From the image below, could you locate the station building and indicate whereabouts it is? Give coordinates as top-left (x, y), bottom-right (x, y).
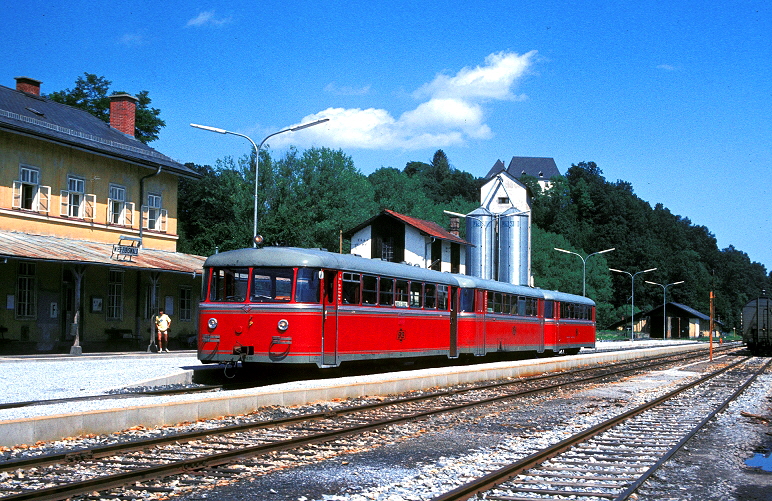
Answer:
top-left (0, 77), bottom-right (205, 354)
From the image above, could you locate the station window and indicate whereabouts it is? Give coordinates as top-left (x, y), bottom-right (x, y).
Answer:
top-left (66, 176), bottom-right (86, 218)
top-left (179, 286), bottom-right (192, 321)
top-left (107, 269), bottom-right (124, 321)
top-left (16, 262), bottom-right (36, 319)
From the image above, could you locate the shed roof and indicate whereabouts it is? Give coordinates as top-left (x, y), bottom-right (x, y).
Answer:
top-left (0, 230), bottom-right (206, 274)
top-left (608, 301), bottom-right (724, 329)
top-left (0, 83), bottom-right (198, 179)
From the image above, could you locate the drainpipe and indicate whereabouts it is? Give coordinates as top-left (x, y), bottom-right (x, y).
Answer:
top-left (136, 165), bottom-right (162, 349)
top-left (138, 165), bottom-right (162, 249)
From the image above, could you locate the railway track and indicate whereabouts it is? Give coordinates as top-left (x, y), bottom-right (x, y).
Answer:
top-left (433, 355), bottom-right (771, 501)
top-left (0, 346), bottom-right (743, 500)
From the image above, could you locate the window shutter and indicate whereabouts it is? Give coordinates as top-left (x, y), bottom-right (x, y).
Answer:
top-left (84, 194), bottom-right (96, 221)
top-left (38, 186), bottom-right (50, 214)
top-left (159, 209), bottom-right (168, 232)
top-left (125, 202), bottom-right (135, 227)
top-left (60, 190), bottom-right (70, 217)
top-left (12, 181), bottom-right (21, 209)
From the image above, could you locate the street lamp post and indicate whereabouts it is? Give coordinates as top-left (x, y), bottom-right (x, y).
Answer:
top-left (191, 118), bottom-right (329, 247)
top-left (645, 280), bottom-right (684, 339)
top-left (610, 267), bottom-right (657, 341)
top-left (554, 247), bottom-right (615, 296)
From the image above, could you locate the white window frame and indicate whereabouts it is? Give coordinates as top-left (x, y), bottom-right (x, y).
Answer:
top-left (142, 193), bottom-right (167, 232)
top-left (16, 262), bottom-right (37, 319)
top-left (107, 269), bottom-right (124, 321)
top-left (12, 165), bottom-right (50, 214)
top-left (107, 184), bottom-right (134, 227)
top-left (60, 176), bottom-right (95, 220)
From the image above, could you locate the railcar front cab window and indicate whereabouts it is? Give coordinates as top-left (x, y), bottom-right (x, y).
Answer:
top-left (207, 267), bottom-right (320, 304)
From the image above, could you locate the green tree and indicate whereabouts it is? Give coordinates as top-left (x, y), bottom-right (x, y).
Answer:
top-left (47, 73), bottom-right (165, 143)
top-left (177, 158), bottom-right (253, 255)
top-left (260, 147), bottom-right (378, 251)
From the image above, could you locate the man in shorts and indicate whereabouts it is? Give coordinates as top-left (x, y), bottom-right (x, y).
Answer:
top-left (155, 309), bottom-right (172, 352)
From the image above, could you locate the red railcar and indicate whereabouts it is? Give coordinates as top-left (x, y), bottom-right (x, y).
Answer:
top-left (198, 247), bottom-right (595, 367)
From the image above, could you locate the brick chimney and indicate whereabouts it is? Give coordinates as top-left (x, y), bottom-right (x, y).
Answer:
top-left (109, 93), bottom-right (138, 137)
top-left (15, 77), bottom-right (42, 96)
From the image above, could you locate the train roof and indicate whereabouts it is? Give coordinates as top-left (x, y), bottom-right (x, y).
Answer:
top-left (205, 247), bottom-right (457, 284)
top-left (204, 247), bottom-right (594, 306)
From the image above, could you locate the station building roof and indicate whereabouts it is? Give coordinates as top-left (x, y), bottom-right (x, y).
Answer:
top-left (0, 80), bottom-right (198, 179)
top-left (0, 230), bottom-right (206, 275)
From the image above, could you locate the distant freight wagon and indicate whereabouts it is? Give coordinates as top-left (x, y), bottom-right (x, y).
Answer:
top-left (743, 293), bottom-right (772, 355)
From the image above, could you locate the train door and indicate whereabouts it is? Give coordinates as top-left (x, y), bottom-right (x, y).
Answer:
top-left (449, 287), bottom-right (458, 358)
top-left (543, 300), bottom-right (557, 351)
top-left (321, 270), bottom-right (339, 366)
top-left (475, 289), bottom-right (486, 356)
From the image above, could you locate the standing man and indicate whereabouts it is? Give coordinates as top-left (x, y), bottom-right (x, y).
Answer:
top-left (155, 309), bottom-right (172, 352)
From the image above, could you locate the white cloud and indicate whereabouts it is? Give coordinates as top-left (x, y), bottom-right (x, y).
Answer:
top-left (118, 33), bottom-right (145, 47)
top-left (186, 10), bottom-right (232, 27)
top-left (414, 50), bottom-right (536, 101)
top-left (657, 64), bottom-right (677, 71)
top-left (273, 50), bottom-right (536, 151)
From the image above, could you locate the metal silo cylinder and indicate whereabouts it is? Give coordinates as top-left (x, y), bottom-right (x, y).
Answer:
top-left (496, 208), bottom-right (530, 285)
top-left (465, 207), bottom-right (494, 279)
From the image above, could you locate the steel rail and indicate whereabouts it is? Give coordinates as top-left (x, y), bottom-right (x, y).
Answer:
top-left (430, 356), bottom-right (761, 501)
top-left (613, 356), bottom-right (772, 500)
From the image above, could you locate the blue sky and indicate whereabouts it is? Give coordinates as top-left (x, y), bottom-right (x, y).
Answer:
top-left (5, 1), bottom-right (771, 271)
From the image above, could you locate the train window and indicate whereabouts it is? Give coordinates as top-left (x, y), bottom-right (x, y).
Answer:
top-left (342, 273), bottom-right (361, 304)
top-left (296, 268), bottom-right (321, 303)
top-left (395, 280), bottom-right (409, 307)
top-left (527, 297), bottom-right (538, 316)
top-left (459, 288), bottom-right (474, 312)
top-left (502, 294), bottom-right (511, 315)
top-left (517, 296), bottom-right (527, 316)
top-left (380, 278), bottom-right (394, 306)
top-left (544, 300), bottom-right (554, 319)
top-left (410, 282), bottom-right (423, 308)
top-left (362, 275), bottom-right (378, 305)
top-left (425, 284), bottom-right (437, 309)
top-left (437, 285), bottom-right (449, 310)
top-left (251, 267), bottom-right (293, 303)
top-left (210, 267), bottom-right (249, 302)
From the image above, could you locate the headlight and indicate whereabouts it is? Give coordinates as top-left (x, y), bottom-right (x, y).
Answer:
top-left (277, 319), bottom-right (289, 331)
top-left (207, 317), bottom-right (218, 329)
